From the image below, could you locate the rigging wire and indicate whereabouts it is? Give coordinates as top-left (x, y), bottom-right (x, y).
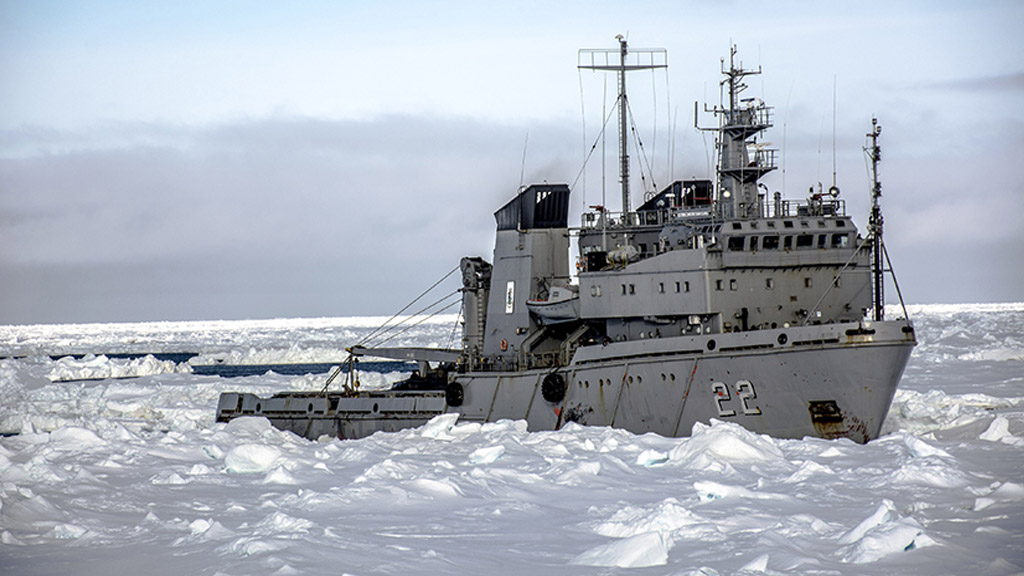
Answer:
top-left (321, 267), bottom-right (461, 395)
top-left (801, 234), bottom-right (871, 325)
top-left (602, 74), bottom-right (607, 210)
top-left (665, 66), bottom-right (673, 181)
top-left (578, 66), bottom-right (587, 212)
top-left (355, 265), bottom-right (459, 348)
top-left (650, 65), bottom-right (658, 177)
top-left (883, 243), bottom-right (912, 322)
top-left (368, 293), bottom-right (463, 349)
top-left (445, 301), bottom-right (463, 351)
top-left (832, 74), bottom-right (838, 189)
top-left (782, 79), bottom-right (795, 195)
top-left (362, 289), bottom-right (462, 349)
top-left (570, 95), bottom-right (620, 192)
top-left (702, 82), bottom-right (712, 179)
top-left (627, 101), bottom-right (658, 195)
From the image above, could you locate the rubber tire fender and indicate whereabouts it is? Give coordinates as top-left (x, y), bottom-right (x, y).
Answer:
top-left (541, 372), bottom-right (566, 404)
top-left (445, 381), bottom-right (464, 407)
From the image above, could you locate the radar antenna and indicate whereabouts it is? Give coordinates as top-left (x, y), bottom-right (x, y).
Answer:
top-left (696, 45), bottom-right (777, 219)
top-left (579, 36), bottom-right (667, 216)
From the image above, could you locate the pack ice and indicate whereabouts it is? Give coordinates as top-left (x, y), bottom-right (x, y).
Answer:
top-left (1, 303), bottom-right (1022, 575)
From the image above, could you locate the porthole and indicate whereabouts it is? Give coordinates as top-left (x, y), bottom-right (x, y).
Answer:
top-left (707, 339), bottom-right (717, 351)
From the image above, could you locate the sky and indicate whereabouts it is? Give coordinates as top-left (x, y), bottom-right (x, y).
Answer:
top-left (1, 0), bottom-right (1022, 325)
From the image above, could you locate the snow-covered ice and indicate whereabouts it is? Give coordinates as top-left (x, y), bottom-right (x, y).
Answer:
top-left (1, 303), bottom-right (1022, 575)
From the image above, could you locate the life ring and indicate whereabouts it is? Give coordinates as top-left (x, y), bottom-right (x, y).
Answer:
top-left (500, 338), bottom-right (508, 352)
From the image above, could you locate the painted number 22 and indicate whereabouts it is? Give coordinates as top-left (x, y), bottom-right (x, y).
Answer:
top-left (712, 380), bottom-right (762, 417)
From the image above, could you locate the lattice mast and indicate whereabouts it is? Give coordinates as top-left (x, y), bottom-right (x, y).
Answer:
top-left (866, 118), bottom-right (884, 321)
top-left (579, 36), bottom-right (667, 216)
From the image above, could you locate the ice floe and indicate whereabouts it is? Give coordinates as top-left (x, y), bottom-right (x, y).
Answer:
top-left (0, 304), bottom-right (1021, 575)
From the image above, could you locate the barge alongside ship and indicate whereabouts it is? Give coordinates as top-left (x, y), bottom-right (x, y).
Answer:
top-left (216, 39), bottom-right (915, 443)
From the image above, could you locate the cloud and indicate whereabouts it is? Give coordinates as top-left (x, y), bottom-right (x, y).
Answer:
top-left (0, 115), bottom-right (582, 323)
top-left (920, 72), bottom-right (1024, 94)
top-left (3, 105), bottom-right (1023, 325)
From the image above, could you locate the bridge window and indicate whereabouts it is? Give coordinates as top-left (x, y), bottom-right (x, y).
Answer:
top-left (832, 233), bottom-right (849, 248)
top-left (750, 236), bottom-right (759, 251)
top-left (784, 220), bottom-right (795, 228)
top-left (784, 236), bottom-right (793, 250)
top-left (818, 234), bottom-right (827, 249)
top-left (763, 235), bottom-right (779, 250)
top-left (728, 236), bottom-right (745, 251)
top-left (796, 234), bottom-right (814, 248)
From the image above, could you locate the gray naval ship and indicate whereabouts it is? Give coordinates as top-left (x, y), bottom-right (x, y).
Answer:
top-left (217, 39), bottom-right (916, 444)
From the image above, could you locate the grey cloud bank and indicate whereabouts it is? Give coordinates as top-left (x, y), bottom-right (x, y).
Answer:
top-left (2, 1), bottom-right (1023, 324)
top-left (1, 116), bottom-right (579, 323)
top-left (2, 108), bottom-right (1021, 325)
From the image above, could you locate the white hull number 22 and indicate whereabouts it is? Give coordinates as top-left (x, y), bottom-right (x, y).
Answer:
top-left (711, 380), bottom-right (762, 417)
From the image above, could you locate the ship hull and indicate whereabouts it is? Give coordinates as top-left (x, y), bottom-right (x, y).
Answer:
top-left (217, 319), bottom-right (914, 443)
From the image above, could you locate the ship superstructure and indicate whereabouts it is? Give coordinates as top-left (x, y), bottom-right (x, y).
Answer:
top-left (217, 39), bottom-right (915, 443)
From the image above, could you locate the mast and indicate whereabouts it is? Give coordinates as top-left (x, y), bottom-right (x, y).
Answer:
top-left (617, 38), bottom-right (629, 215)
top-left (866, 117), bottom-right (884, 321)
top-left (699, 45), bottom-right (777, 219)
top-left (579, 36), bottom-right (667, 217)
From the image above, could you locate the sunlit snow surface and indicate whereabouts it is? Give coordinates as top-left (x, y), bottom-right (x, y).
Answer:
top-left (1, 304), bottom-right (1022, 575)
